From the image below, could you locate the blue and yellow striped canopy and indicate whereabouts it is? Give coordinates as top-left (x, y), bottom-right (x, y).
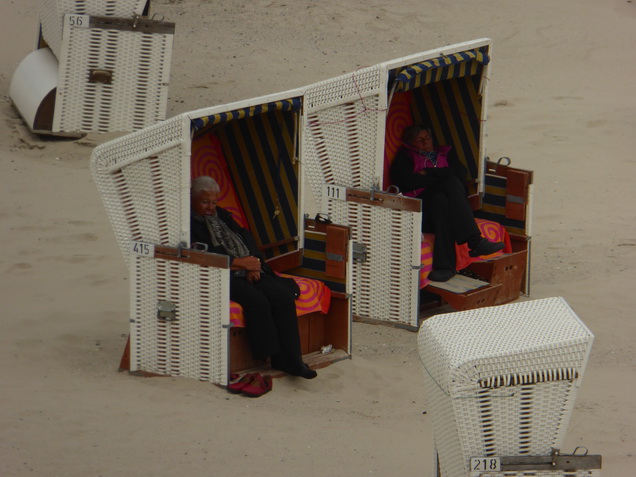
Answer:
top-left (393, 48), bottom-right (490, 92)
top-left (192, 98), bottom-right (302, 134)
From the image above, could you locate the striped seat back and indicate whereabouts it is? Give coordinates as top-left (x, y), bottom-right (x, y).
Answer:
top-left (191, 105), bottom-right (301, 259)
top-left (388, 46), bottom-right (490, 194)
top-left (476, 161), bottom-right (533, 239)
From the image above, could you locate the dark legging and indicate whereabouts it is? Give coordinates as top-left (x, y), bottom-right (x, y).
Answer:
top-left (230, 272), bottom-right (301, 360)
top-left (420, 174), bottom-right (480, 270)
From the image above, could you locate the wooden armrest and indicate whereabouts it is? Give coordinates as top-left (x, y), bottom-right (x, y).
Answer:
top-left (265, 249), bottom-right (303, 272)
top-left (154, 244), bottom-right (230, 268)
top-left (259, 236), bottom-right (299, 251)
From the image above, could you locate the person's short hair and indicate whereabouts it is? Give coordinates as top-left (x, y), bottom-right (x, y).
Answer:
top-left (401, 124), bottom-right (432, 145)
top-left (192, 176), bottom-right (220, 196)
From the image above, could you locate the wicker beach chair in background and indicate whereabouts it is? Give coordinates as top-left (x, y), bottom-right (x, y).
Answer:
top-left (10, 0), bottom-right (174, 136)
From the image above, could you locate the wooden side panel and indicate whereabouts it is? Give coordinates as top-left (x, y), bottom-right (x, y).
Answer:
top-left (468, 251), bottom-right (527, 306)
top-left (325, 225), bottom-right (348, 279)
top-left (505, 169), bottom-right (530, 221)
top-left (426, 283), bottom-right (502, 311)
top-left (229, 328), bottom-right (267, 373)
top-left (324, 293), bottom-right (351, 353)
top-left (307, 314), bottom-right (327, 353)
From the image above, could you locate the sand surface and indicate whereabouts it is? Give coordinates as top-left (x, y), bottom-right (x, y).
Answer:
top-left (1, 0), bottom-right (635, 475)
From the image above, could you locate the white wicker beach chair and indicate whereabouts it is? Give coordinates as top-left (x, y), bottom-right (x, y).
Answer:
top-left (417, 297), bottom-right (600, 477)
top-left (10, 1), bottom-right (173, 135)
top-left (91, 93), bottom-right (353, 387)
top-left (38, 0), bottom-right (150, 58)
top-left (300, 38), bottom-right (533, 328)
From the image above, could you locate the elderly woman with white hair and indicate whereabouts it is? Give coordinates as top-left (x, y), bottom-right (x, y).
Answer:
top-left (190, 176), bottom-right (317, 387)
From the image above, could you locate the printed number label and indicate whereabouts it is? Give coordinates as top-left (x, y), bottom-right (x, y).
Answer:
top-left (66, 14), bottom-right (89, 28)
top-left (470, 457), bottom-right (501, 472)
top-left (130, 241), bottom-right (155, 257)
top-left (323, 184), bottom-right (346, 201)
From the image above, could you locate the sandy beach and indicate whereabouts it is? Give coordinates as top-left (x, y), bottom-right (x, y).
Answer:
top-left (1, 0), bottom-right (635, 475)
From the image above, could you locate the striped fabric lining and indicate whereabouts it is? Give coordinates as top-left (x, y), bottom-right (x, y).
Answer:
top-left (389, 47), bottom-right (489, 184)
top-left (392, 48), bottom-right (490, 92)
top-left (215, 109), bottom-right (300, 258)
top-left (476, 175), bottom-right (528, 237)
top-left (191, 98), bottom-right (302, 134)
top-left (409, 71), bottom-right (483, 182)
top-left (191, 104), bottom-right (301, 259)
top-left (288, 230), bottom-right (347, 293)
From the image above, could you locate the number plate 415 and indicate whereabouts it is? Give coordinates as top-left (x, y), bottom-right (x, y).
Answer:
top-left (130, 241), bottom-right (155, 257)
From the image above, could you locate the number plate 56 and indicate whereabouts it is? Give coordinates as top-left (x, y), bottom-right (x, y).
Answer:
top-left (65, 14), bottom-right (90, 28)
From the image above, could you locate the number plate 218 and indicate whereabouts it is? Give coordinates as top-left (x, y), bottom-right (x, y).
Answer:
top-left (470, 457), bottom-right (501, 473)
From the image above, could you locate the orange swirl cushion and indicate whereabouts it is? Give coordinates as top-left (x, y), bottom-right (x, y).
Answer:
top-left (230, 273), bottom-right (332, 328)
top-left (420, 218), bottom-right (512, 288)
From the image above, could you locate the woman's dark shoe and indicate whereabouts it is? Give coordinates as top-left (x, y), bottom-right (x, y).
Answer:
top-left (290, 362), bottom-right (318, 380)
top-left (468, 237), bottom-right (505, 257)
top-left (272, 356), bottom-right (318, 379)
top-left (428, 269), bottom-right (456, 282)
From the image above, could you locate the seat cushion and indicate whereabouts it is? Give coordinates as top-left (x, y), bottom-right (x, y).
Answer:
top-left (230, 273), bottom-right (332, 328)
top-left (420, 218), bottom-right (512, 288)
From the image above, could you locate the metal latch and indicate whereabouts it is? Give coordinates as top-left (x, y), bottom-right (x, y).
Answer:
top-left (352, 242), bottom-right (367, 263)
top-left (326, 252), bottom-right (343, 262)
top-left (500, 447), bottom-right (601, 472)
top-left (157, 300), bottom-right (176, 322)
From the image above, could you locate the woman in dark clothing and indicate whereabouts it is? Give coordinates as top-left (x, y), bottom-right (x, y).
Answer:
top-left (390, 125), bottom-right (504, 282)
top-left (190, 175), bottom-right (316, 379)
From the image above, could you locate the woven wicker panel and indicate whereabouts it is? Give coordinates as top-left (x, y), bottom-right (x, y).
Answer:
top-left (130, 255), bottom-right (229, 386)
top-left (39, 0), bottom-right (148, 58)
top-left (53, 18), bottom-right (172, 133)
top-left (326, 196), bottom-right (421, 327)
top-left (305, 65), bottom-right (384, 112)
top-left (90, 115), bottom-right (188, 266)
top-left (418, 297), bottom-right (594, 477)
top-left (302, 65), bottom-right (386, 201)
